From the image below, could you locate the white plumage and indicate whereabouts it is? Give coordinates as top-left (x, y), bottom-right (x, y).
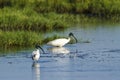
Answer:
top-left (32, 45), bottom-right (44, 62)
top-left (32, 49), bottom-right (40, 61)
top-left (47, 38), bottom-right (70, 47)
top-left (47, 33), bottom-right (77, 47)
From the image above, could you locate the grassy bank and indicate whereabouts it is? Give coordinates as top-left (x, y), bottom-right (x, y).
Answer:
top-left (1, 0), bottom-right (120, 31)
top-left (1, 0), bottom-right (120, 15)
top-left (0, 31), bottom-right (43, 47)
top-left (0, 0), bottom-right (120, 47)
top-left (1, 7), bottom-right (119, 31)
top-left (0, 8), bottom-right (71, 31)
top-left (0, 30), bottom-right (61, 48)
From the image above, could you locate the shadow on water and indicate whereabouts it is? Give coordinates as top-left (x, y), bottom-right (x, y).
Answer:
top-left (104, 49), bottom-right (120, 53)
top-left (0, 46), bottom-right (33, 56)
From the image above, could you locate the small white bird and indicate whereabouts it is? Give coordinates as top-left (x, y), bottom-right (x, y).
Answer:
top-left (47, 32), bottom-right (77, 47)
top-left (32, 45), bottom-right (44, 62)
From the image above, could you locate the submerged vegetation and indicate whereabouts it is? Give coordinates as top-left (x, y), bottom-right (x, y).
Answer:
top-left (0, 0), bottom-right (120, 47)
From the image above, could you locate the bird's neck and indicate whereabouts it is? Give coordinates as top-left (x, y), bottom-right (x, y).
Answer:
top-left (68, 37), bottom-right (71, 41)
top-left (36, 49), bottom-right (39, 54)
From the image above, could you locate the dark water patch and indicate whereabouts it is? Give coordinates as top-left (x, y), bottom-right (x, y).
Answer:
top-left (0, 54), bottom-right (6, 57)
top-left (76, 54), bottom-right (89, 59)
top-left (76, 69), bottom-right (120, 72)
top-left (39, 59), bottom-right (57, 63)
top-left (104, 49), bottom-right (120, 53)
top-left (8, 61), bottom-right (13, 64)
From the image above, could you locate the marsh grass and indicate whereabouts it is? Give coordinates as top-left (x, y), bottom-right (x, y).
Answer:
top-left (0, 30), bottom-right (63, 47)
top-left (1, 0), bottom-right (120, 31)
top-left (0, 0), bottom-right (120, 47)
top-left (0, 30), bottom-right (43, 47)
top-left (0, 8), bottom-right (70, 31)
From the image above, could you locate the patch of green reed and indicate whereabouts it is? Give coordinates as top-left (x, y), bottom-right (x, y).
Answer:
top-left (1, 0), bottom-right (120, 15)
top-left (0, 7), bottom-right (119, 32)
top-left (0, 7), bottom-right (70, 31)
top-left (1, 0), bottom-right (120, 31)
top-left (0, 30), bottom-right (43, 47)
top-left (0, 30), bottom-right (63, 47)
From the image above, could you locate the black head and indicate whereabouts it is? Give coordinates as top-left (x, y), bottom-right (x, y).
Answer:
top-left (69, 32), bottom-right (74, 36)
top-left (35, 44), bottom-right (41, 49)
top-left (35, 44), bottom-right (45, 53)
top-left (68, 32), bottom-right (78, 43)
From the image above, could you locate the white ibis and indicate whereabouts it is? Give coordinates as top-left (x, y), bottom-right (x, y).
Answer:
top-left (32, 45), bottom-right (44, 62)
top-left (47, 32), bottom-right (77, 47)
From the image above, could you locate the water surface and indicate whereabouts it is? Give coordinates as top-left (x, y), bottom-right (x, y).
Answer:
top-left (0, 23), bottom-right (120, 80)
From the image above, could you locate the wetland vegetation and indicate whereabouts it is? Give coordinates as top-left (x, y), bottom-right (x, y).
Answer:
top-left (0, 0), bottom-right (120, 47)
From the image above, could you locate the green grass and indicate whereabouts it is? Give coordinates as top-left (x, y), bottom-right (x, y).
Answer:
top-left (0, 30), bottom-right (43, 47)
top-left (0, 8), bottom-right (69, 31)
top-left (1, 0), bottom-right (120, 15)
top-left (0, 7), bottom-right (119, 32)
top-left (0, 0), bottom-right (120, 32)
top-left (0, 0), bottom-right (120, 47)
top-left (0, 30), bottom-right (62, 48)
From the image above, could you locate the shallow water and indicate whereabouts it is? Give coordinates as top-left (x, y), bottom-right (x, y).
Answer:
top-left (0, 23), bottom-right (120, 80)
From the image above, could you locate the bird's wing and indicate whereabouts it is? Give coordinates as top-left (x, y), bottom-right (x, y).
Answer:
top-left (47, 38), bottom-right (69, 46)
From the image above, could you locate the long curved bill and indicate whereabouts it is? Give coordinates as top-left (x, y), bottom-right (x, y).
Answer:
top-left (39, 46), bottom-right (45, 54)
top-left (72, 35), bottom-right (78, 43)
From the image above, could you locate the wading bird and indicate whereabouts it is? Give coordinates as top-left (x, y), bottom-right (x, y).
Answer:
top-left (47, 32), bottom-right (77, 47)
top-left (32, 45), bottom-right (44, 62)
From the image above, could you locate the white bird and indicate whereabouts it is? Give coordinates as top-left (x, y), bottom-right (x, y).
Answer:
top-left (47, 32), bottom-right (77, 47)
top-left (32, 45), bottom-right (44, 62)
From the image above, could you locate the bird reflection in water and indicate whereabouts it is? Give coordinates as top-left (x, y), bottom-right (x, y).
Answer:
top-left (32, 62), bottom-right (40, 80)
top-left (48, 47), bottom-right (70, 54)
